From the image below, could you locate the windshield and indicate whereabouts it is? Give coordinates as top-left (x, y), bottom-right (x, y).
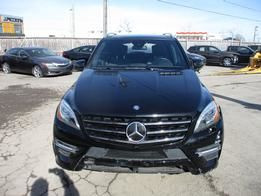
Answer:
top-left (26, 48), bottom-right (56, 57)
top-left (90, 39), bottom-right (188, 69)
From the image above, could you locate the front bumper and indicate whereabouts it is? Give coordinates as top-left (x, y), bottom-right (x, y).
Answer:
top-left (72, 60), bottom-right (85, 71)
top-left (53, 117), bottom-right (224, 174)
top-left (44, 65), bottom-right (73, 76)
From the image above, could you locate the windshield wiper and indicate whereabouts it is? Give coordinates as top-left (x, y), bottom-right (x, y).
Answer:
top-left (91, 66), bottom-right (113, 70)
top-left (91, 65), bottom-right (183, 71)
top-left (91, 65), bottom-right (147, 70)
top-left (145, 65), bottom-right (182, 71)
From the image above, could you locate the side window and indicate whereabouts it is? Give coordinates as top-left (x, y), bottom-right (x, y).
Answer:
top-left (188, 47), bottom-right (196, 52)
top-left (18, 50), bottom-right (28, 57)
top-left (199, 47), bottom-right (206, 52)
top-left (237, 47), bottom-right (250, 54)
top-left (73, 47), bottom-right (81, 52)
top-left (80, 47), bottom-right (89, 53)
top-left (80, 46), bottom-right (93, 53)
top-left (227, 47), bottom-right (232, 51)
top-left (209, 47), bottom-right (219, 53)
top-left (89, 46), bottom-right (95, 52)
top-left (250, 46), bottom-right (257, 51)
top-left (228, 46), bottom-right (236, 51)
top-left (7, 48), bottom-right (18, 56)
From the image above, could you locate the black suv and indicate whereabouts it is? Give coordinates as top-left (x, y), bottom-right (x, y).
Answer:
top-left (53, 35), bottom-right (224, 174)
top-left (248, 45), bottom-right (261, 52)
top-left (227, 46), bottom-right (254, 64)
top-left (188, 45), bottom-right (238, 66)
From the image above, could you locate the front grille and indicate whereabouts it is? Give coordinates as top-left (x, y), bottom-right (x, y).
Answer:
top-left (82, 115), bottom-right (192, 145)
top-left (105, 149), bottom-right (167, 159)
top-left (57, 63), bottom-right (70, 67)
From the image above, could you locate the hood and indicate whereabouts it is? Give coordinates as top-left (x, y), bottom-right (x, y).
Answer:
top-left (71, 69), bottom-right (203, 116)
top-left (32, 55), bottom-right (70, 64)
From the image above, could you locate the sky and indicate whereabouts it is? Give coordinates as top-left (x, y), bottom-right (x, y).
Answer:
top-left (0, 0), bottom-right (260, 41)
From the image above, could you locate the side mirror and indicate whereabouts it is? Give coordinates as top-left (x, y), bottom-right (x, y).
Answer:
top-left (4, 49), bottom-right (7, 53)
top-left (192, 58), bottom-right (205, 72)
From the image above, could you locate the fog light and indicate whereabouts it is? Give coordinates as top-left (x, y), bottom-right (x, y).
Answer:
top-left (54, 139), bottom-right (80, 156)
top-left (58, 149), bottom-right (71, 157)
top-left (84, 158), bottom-right (95, 165)
top-left (215, 131), bottom-right (222, 144)
top-left (196, 143), bottom-right (221, 161)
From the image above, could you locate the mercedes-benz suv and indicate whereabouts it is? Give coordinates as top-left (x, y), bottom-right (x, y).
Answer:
top-left (53, 35), bottom-right (224, 174)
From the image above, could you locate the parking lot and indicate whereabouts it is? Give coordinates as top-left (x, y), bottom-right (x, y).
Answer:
top-left (0, 66), bottom-right (260, 196)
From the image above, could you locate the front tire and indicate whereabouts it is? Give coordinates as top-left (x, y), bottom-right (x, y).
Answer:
top-left (2, 62), bottom-right (11, 74)
top-left (233, 55), bottom-right (239, 65)
top-left (223, 57), bottom-right (232, 67)
top-left (32, 65), bottom-right (43, 78)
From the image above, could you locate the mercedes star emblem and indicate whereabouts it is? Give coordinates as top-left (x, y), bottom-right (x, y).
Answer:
top-left (133, 105), bottom-right (140, 111)
top-left (126, 122), bottom-right (147, 143)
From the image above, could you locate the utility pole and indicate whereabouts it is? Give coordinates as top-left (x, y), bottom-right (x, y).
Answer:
top-left (103, 0), bottom-right (108, 37)
top-left (253, 26), bottom-right (258, 43)
top-left (230, 31), bottom-right (234, 46)
top-left (70, 3), bottom-right (75, 48)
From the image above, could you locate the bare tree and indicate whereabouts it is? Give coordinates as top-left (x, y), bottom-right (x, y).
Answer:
top-left (235, 33), bottom-right (246, 41)
top-left (119, 20), bottom-right (132, 33)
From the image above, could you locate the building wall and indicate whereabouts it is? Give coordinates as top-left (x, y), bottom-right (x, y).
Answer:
top-left (176, 32), bottom-right (208, 41)
top-left (0, 14), bottom-right (24, 36)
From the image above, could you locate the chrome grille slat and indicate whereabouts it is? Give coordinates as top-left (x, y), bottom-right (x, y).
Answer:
top-left (88, 135), bottom-right (185, 144)
top-left (83, 119), bottom-right (190, 126)
top-left (83, 119), bottom-right (128, 125)
top-left (147, 128), bottom-right (188, 135)
top-left (82, 115), bottom-right (191, 145)
top-left (144, 121), bottom-right (191, 126)
top-left (86, 127), bottom-right (125, 135)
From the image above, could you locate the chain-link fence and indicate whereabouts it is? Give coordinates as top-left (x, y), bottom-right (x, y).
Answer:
top-left (0, 37), bottom-right (100, 55)
top-left (0, 37), bottom-right (260, 55)
top-left (179, 40), bottom-right (260, 50)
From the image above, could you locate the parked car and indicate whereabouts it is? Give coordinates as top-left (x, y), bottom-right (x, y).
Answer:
top-left (63, 45), bottom-right (96, 68)
top-left (53, 34), bottom-right (224, 174)
top-left (226, 46), bottom-right (254, 64)
top-left (248, 45), bottom-right (261, 52)
top-left (188, 45), bottom-right (238, 66)
top-left (1, 47), bottom-right (73, 78)
top-left (186, 51), bottom-right (206, 71)
top-left (72, 59), bottom-right (86, 71)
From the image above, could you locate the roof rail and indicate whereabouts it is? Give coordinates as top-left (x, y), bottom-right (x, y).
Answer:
top-left (163, 33), bottom-right (173, 38)
top-left (106, 33), bottom-right (117, 37)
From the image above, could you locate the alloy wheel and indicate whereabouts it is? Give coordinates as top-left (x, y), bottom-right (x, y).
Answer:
top-left (32, 66), bottom-right (43, 78)
top-left (2, 63), bottom-right (11, 74)
top-left (223, 58), bottom-right (232, 67)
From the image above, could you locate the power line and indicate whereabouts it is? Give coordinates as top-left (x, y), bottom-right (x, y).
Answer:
top-left (156, 0), bottom-right (261, 23)
top-left (223, 0), bottom-right (261, 13)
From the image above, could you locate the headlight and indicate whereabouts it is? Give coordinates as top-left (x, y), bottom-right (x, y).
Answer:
top-left (192, 56), bottom-right (202, 60)
top-left (42, 63), bottom-right (55, 67)
top-left (57, 100), bottom-right (80, 130)
top-left (194, 101), bottom-right (220, 133)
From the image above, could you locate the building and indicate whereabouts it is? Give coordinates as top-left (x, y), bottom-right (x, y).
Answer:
top-left (0, 14), bottom-right (24, 36)
top-left (176, 32), bottom-right (208, 41)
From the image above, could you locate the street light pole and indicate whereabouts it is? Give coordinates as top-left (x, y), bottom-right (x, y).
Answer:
top-left (103, 0), bottom-right (108, 37)
top-left (72, 4), bottom-right (75, 39)
top-left (253, 26), bottom-right (258, 43)
top-left (70, 3), bottom-right (76, 48)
